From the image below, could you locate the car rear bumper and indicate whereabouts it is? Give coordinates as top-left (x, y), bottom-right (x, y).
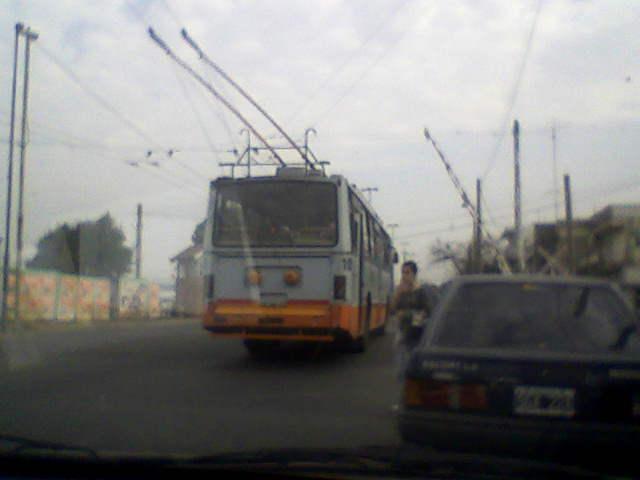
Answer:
top-left (399, 409), bottom-right (640, 461)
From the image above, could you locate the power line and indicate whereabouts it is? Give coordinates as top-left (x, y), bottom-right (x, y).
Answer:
top-left (286, 0), bottom-right (412, 125)
top-left (481, 0), bottom-right (543, 180)
top-left (171, 64), bottom-right (222, 166)
top-left (35, 42), bottom-right (210, 186)
top-left (312, 20), bottom-right (413, 126)
top-left (35, 43), bottom-right (158, 146)
top-left (395, 176), bottom-right (640, 241)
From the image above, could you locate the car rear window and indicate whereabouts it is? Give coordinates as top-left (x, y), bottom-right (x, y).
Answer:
top-left (431, 283), bottom-right (634, 353)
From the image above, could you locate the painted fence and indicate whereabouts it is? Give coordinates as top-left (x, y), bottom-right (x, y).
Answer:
top-left (4, 270), bottom-right (160, 323)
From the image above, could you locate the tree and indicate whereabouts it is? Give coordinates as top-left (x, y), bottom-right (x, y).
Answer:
top-left (430, 240), bottom-right (471, 274)
top-left (429, 238), bottom-right (503, 275)
top-left (28, 213), bottom-right (133, 277)
top-left (192, 218), bottom-right (207, 245)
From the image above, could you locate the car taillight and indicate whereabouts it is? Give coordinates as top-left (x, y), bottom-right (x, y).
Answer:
top-left (206, 274), bottom-right (215, 299)
top-left (333, 275), bottom-right (346, 300)
top-left (404, 378), bottom-right (487, 411)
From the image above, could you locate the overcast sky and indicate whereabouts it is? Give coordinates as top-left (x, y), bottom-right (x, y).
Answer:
top-left (0, 0), bottom-right (639, 284)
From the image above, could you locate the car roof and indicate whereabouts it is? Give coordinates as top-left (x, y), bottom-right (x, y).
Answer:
top-left (449, 274), bottom-right (615, 288)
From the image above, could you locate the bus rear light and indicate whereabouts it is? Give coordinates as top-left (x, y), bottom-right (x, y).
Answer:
top-left (333, 275), bottom-right (346, 300)
top-left (246, 269), bottom-right (263, 286)
top-left (206, 275), bottom-right (215, 299)
top-left (283, 269), bottom-right (301, 286)
top-left (404, 378), bottom-right (487, 411)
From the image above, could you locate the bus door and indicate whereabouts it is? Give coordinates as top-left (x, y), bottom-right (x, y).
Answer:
top-left (353, 212), bottom-right (365, 332)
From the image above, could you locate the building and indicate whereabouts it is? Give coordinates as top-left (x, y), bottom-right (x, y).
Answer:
top-left (170, 244), bottom-right (204, 316)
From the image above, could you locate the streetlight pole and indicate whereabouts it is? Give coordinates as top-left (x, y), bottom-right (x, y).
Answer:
top-left (15, 26), bottom-right (38, 325)
top-left (362, 187), bottom-right (378, 203)
top-left (1, 23), bottom-right (23, 331)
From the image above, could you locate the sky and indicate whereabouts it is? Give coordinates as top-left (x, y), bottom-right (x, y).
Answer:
top-left (0, 0), bottom-right (638, 284)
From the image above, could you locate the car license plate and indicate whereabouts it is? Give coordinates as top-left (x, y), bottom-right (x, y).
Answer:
top-left (513, 386), bottom-right (575, 418)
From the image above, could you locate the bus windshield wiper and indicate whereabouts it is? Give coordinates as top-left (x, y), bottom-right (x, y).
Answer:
top-left (0, 434), bottom-right (98, 459)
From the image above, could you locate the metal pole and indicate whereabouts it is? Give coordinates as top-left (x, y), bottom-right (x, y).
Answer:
top-left (564, 174), bottom-right (575, 274)
top-left (304, 128), bottom-right (316, 172)
top-left (239, 129), bottom-right (251, 177)
top-left (475, 179), bottom-right (483, 273)
top-left (387, 223), bottom-right (398, 242)
top-left (1, 24), bottom-right (23, 331)
top-left (552, 124), bottom-right (559, 221)
top-left (362, 187), bottom-right (378, 203)
top-left (135, 204), bottom-right (142, 279)
top-left (513, 119), bottom-right (523, 272)
top-left (15, 27), bottom-right (38, 326)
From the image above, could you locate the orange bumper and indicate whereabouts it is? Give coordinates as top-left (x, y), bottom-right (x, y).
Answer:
top-left (202, 300), bottom-right (359, 342)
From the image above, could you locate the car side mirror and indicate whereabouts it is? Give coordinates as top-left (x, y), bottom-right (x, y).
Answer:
top-left (392, 250), bottom-right (399, 264)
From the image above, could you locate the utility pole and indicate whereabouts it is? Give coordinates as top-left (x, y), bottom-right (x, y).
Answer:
top-left (423, 128), bottom-right (511, 274)
top-left (362, 187), bottom-right (378, 203)
top-left (552, 124), bottom-right (559, 221)
top-left (135, 204), bottom-right (142, 279)
top-left (241, 128), bottom-right (252, 177)
top-left (474, 178), bottom-right (483, 273)
top-left (387, 223), bottom-right (399, 241)
top-left (15, 26), bottom-right (38, 325)
top-left (1, 23), bottom-right (23, 331)
top-left (513, 119), bottom-right (523, 272)
top-left (564, 174), bottom-right (575, 274)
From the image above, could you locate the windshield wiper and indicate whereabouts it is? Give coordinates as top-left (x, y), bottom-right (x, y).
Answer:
top-left (0, 434), bottom-right (98, 459)
top-left (609, 324), bottom-right (638, 351)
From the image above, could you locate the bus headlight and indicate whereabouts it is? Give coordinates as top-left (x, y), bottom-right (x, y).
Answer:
top-left (284, 269), bottom-right (301, 286)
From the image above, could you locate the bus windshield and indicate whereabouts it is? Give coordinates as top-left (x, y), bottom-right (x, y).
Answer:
top-left (214, 181), bottom-right (338, 247)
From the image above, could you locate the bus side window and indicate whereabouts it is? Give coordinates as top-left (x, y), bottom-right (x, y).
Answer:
top-left (363, 215), bottom-right (372, 258)
top-left (350, 215), bottom-right (358, 252)
top-left (373, 223), bottom-right (385, 264)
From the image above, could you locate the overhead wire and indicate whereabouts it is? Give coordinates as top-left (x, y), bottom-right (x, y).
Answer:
top-left (481, 0), bottom-right (543, 180)
top-left (158, 0), bottom-right (239, 152)
top-left (170, 63), bottom-right (222, 168)
top-left (395, 175), bottom-right (640, 241)
top-left (34, 41), bottom-right (207, 188)
top-left (285, 0), bottom-right (412, 125)
top-left (311, 19), bottom-right (414, 126)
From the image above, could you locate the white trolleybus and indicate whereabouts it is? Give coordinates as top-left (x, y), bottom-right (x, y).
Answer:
top-left (202, 166), bottom-right (397, 354)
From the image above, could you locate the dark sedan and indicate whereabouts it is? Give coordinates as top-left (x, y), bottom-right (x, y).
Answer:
top-left (398, 275), bottom-right (640, 475)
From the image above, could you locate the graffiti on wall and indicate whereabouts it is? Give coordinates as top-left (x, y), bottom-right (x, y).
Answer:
top-left (3, 270), bottom-right (161, 323)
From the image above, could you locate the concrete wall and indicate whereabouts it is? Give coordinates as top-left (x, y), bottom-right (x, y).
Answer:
top-left (4, 270), bottom-right (161, 323)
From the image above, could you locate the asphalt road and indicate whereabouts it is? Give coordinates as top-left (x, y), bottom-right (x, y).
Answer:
top-left (0, 319), bottom-right (400, 456)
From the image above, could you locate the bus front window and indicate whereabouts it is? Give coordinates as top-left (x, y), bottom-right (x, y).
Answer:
top-left (214, 182), bottom-right (338, 247)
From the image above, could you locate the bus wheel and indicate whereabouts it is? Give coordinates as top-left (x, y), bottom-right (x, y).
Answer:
top-left (244, 339), bottom-right (279, 357)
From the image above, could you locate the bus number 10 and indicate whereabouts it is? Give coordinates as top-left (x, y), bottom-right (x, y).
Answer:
top-left (342, 258), bottom-right (353, 271)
